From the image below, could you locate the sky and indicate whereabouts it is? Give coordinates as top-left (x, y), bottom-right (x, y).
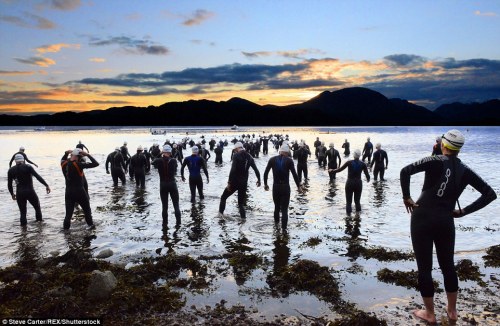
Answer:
top-left (1, 0), bottom-right (499, 115)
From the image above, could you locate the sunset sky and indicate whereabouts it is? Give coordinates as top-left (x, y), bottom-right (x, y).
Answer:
top-left (1, 0), bottom-right (499, 115)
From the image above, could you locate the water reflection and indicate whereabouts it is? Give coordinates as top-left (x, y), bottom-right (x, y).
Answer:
top-left (371, 181), bottom-right (388, 208)
top-left (187, 202), bottom-right (208, 243)
top-left (345, 213), bottom-right (361, 238)
top-left (272, 230), bottom-right (290, 274)
top-left (13, 225), bottom-right (43, 266)
top-left (161, 226), bottom-right (181, 254)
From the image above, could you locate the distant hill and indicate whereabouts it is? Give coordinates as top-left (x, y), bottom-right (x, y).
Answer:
top-left (1, 87), bottom-right (498, 126)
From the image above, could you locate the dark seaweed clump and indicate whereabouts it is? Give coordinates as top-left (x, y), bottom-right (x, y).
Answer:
top-left (225, 252), bottom-right (263, 285)
top-left (0, 250), bottom-right (206, 323)
top-left (346, 243), bottom-right (415, 262)
top-left (455, 259), bottom-right (486, 287)
top-left (483, 244), bottom-right (500, 267)
top-left (376, 268), bottom-right (442, 293)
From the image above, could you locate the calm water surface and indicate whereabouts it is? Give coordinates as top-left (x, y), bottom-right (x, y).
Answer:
top-left (0, 126), bottom-right (498, 320)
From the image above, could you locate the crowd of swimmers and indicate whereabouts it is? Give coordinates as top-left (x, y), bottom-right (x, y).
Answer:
top-left (6, 129), bottom-right (496, 324)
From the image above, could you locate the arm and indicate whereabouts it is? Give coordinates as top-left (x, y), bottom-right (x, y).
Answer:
top-left (384, 152), bottom-right (388, 168)
top-left (332, 161), bottom-right (349, 174)
top-left (30, 167), bottom-right (51, 194)
top-left (7, 169), bottom-right (15, 198)
top-left (336, 151), bottom-right (341, 167)
top-left (9, 155), bottom-right (15, 167)
top-left (201, 158), bottom-right (209, 180)
top-left (250, 159), bottom-right (261, 184)
top-left (83, 153), bottom-right (99, 169)
top-left (105, 154), bottom-right (111, 173)
top-left (400, 157), bottom-right (440, 199)
top-left (458, 168), bottom-right (497, 216)
top-left (83, 145), bottom-right (89, 152)
top-left (23, 153), bottom-right (38, 167)
top-left (288, 159), bottom-right (300, 188)
top-left (263, 158), bottom-right (273, 188)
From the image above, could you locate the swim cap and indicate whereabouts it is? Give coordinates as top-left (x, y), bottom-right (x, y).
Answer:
top-left (163, 145), bottom-right (172, 153)
top-left (19, 146), bottom-right (25, 151)
top-left (376, 143), bottom-right (381, 149)
top-left (72, 148), bottom-right (82, 156)
top-left (442, 129), bottom-right (465, 151)
top-left (280, 144), bottom-right (290, 153)
top-left (124, 141), bottom-right (127, 145)
top-left (14, 154), bottom-right (24, 162)
top-left (137, 145), bottom-right (143, 151)
top-left (329, 142), bottom-right (334, 148)
top-left (353, 149), bottom-right (361, 159)
top-left (234, 142), bottom-right (243, 149)
top-left (192, 146), bottom-right (199, 154)
top-left (321, 141), bottom-right (325, 146)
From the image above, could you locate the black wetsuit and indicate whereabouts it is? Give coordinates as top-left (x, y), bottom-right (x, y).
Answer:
top-left (9, 152), bottom-right (37, 168)
top-left (262, 138), bottom-right (269, 155)
top-left (264, 155), bottom-right (300, 229)
top-left (316, 145), bottom-right (327, 167)
top-left (209, 140), bottom-right (216, 151)
top-left (106, 151), bottom-right (126, 186)
top-left (337, 159), bottom-right (370, 214)
top-left (172, 146), bottom-right (183, 164)
top-left (342, 141), bottom-right (350, 156)
top-left (362, 141), bottom-right (373, 164)
top-left (61, 154), bottom-right (99, 229)
top-left (130, 151), bottom-right (149, 188)
top-left (313, 139), bottom-right (321, 153)
top-left (201, 148), bottom-right (211, 162)
top-left (219, 150), bottom-right (260, 218)
top-left (370, 149), bottom-right (388, 181)
top-left (150, 146), bottom-right (161, 160)
top-left (120, 145), bottom-right (131, 170)
top-left (326, 147), bottom-right (341, 181)
top-left (152, 156), bottom-right (181, 226)
top-left (181, 155), bottom-right (209, 202)
top-left (400, 155), bottom-right (496, 298)
top-left (8, 163), bottom-right (49, 225)
top-left (296, 147), bottom-right (310, 183)
top-left (214, 146), bottom-right (223, 164)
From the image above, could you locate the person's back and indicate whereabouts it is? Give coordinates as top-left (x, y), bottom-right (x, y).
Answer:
top-left (297, 147), bottom-right (309, 165)
top-left (347, 159), bottom-right (367, 180)
top-left (230, 150), bottom-right (257, 185)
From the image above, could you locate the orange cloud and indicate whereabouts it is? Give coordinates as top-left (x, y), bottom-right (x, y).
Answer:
top-left (15, 57), bottom-right (56, 67)
top-left (89, 57), bottom-right (106, 63)
top-left (35, 43), bottom-right (80, 54)
top-left (0, 70), bottom-right (35, 76)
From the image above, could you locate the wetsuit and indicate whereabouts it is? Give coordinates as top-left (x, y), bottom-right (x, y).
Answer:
top-left (362, 141), bottom-right (373, 164)
top-left (8, 163), bottom-right (49, 225)
top-left (262, 138), bottom-right (269, 155)
top-left (214, 146), bottom-right (223, 164)
top-left (313, 139), bottom-right (321, 153)
top-left (209, 140), bottom-right (216, 151)
top-left (400, 155), bottom-right (496, 298)
top-left (292, 142), bottom-right (299, 159)
top-left (130, 151), bottom-right (149, 188)
top-left (219, 150), bottom-right (261, 218)
top-left (316, 145), bottom-right (327, 167)
top-left (150, 146), bottom-right (161, 160)
top-left (9, 152), bottom-right (37, 168)
top-left (181, 155), bottom-right (209, 202)
top-left (342, 141), bottom-right (350, 156)
top-left (264, 155), bottom-right (300, 229)
top-left (172, 146), bottom-right (183, 164)
top-left (296, 147), bottom-right (310, 183)
top-left (61, 153), bottom-right (99, 229)
top-left (370, 149), bottom-right (388, 181)
top-left (326, 147), bottom-right (341, 181)
top-left (152, 156), bottom-right (181, 226)
top-left (106, 151), bottom-right (126, 186)
top-left (336, 159), bottom-right (370, 214)
top-left (120, 145), bottom-right (131, 170)
top-left (201, 148), bottom-right (211, 162)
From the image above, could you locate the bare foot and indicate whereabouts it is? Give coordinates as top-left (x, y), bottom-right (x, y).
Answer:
top-left (446, 308), bottom-right (458, 322)
top-left (413, 309), bottom-right (437, 324)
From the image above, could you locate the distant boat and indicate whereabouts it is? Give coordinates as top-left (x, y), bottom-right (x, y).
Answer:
top-left (34, 126), bottom-right (46, 131)
top-left (231, 125), bottom-right (239, 130)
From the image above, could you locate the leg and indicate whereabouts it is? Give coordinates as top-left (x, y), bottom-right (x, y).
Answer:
top-left (64, 191), bottom-right (76, 229)
top-left (169, 184), bottom-right (181, 225)
top-left (196, 176), bottom-right (204, 200)
top-left (354, 180), bottom-right (362, 212)
top-left (189, 177), bottom-right (196, 202)
top-left (111, 170), bottom-right (118, 186)
top-left (373, 167), bottom-right (379, 181)
top-left (119, 170), bottom-right (126, 185)
top-left (26, 190), bottom-right (42, 221)
top-left (78, 190), bottom-right (94, 226)
top-left (272, 185), bottom-right (281, 224)
top-left (297, 164), bottom-right (303, 183)
top-left (379, 167), bottom-right (385, 181)
top-left (237, 184), bottom-right (248, 218)
top-left (345, 182), bottom-right (353, 215)
top-left (16, 191), bottom-right (28, 226)
top-left (303, 165), bottom-right (308, 180)
top-left (160, 186), bottom-right (169, 226)
top-left (280, 185), bottom-right (291, 229)
top-left (219, 187), bottom-right (236, 214)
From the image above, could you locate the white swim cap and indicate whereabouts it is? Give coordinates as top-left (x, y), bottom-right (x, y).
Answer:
top-left (72, 148), bottom-right (82, 156)
top-left (192, 146), bottom-right (199, 154)
top-left (137, 146), bottom-right (143, 151)
top-left (163, 145), bottom-right (172, 153)
top-left (19, 146), bottom-right (25, 151)
top-left (329, 142), bottom-right (334, 148)
top-left (234, 142), bottom-right (244, 149)
top-left (376, 143), bottom-right (381, 149)
top-left (14, 154), bottom-right (24, 162)
top-left (353, 149), bottom-right (361, 159)
top-left (442, 129), bottom-right (465, 151)
top-left (280, 144), bottom-right (290, 153)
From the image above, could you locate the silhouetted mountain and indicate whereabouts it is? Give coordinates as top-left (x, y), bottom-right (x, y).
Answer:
top-left (434, 99), bottom-right (500, 125)
top-left (0, 87), bottom-right (497, 126)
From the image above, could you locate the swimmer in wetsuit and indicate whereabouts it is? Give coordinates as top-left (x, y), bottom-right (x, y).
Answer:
top-left (61, 148), bottom-right (99, 229)
top-left (362, 137), bottom-right (373, 164)
top-left (264, 144), bottom-right (302, 230)
top-left (218, 142), bottom-right (261, 219)
top-left (8, 154), bottom-right (51, 226)
top-left (214, 143), bottom-right (224, 164)
top-left (400, 129), bottom-right (496, 324)
top-left (9, 147), bottom-right (38, 168)
top-left (296, 142), bottom-right (310, 183)
top-left (326, 143), bottom-right (341, 182)
top-left (330, 149), bottom-right (370, 215)
top-left (130, 146), bottom-right (149, 189)
top-left (370, 143), bottom-right (388, 181)
top-left (181, 146), bottom-right (209, 203)
top-left (152, 145), bottom-right (181, 227)
top-left (105, 147), bottom-right (126, 186)
top-left (342, 139), bottom-right (350, 156)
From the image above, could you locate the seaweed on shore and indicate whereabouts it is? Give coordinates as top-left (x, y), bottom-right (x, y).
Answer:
top-left (483, 244), bottom-right (500, 267)
top-left (346, 243), bottom-right (415, 262)
top-left (455, 259), bottom-right (486, 287)
top-left (376, 268), bottom-right (442, 293)
top-left (299, 236), bottom-right (323, 249)
top-left (224, 252), bottom-right (263, 285)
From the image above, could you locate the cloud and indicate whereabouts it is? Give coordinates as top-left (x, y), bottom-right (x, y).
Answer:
top-left (0, 90), bottom-right (78, 105)
top-left (0, 70), bottom-right (35, 75)
top-left (88, 35), bottom-right (169, 55)
top-left (243, 49), bottom-right (325, 60)
top-left (49, 0), bottom-right (82, 11)
top-left (182, 9), bottom-right (214, 26)
top-left (15, 57), bottom-right (56, 67)
top-left (0, 13), bottom-right (55, 29)
top-left (474, 10), bottom-right (497, 17)
top-left (36, 43), bottom-right (80, 54)
top-left (89, 57), bottom-right (106, 63)
top-left (384, 54), bottom-right (427, 67)
top-left (106, 86), bottom-right (207, 97)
